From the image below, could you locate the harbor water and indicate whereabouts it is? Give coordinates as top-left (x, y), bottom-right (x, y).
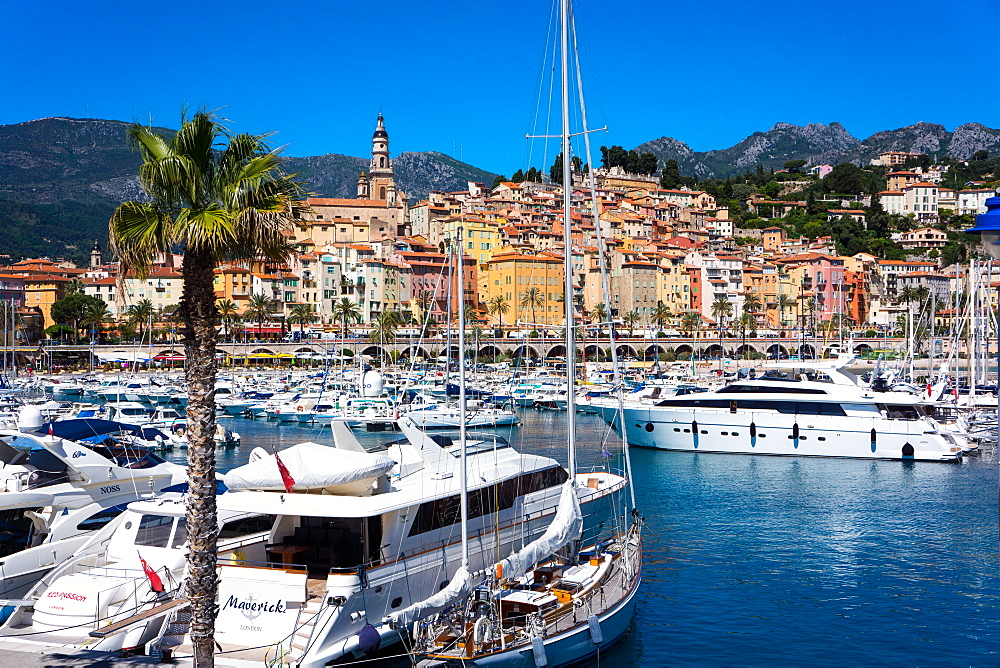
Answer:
top-left (173, 409), bottom-right (998, 666)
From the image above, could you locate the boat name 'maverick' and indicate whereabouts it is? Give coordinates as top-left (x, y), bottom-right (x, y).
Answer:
top-left (223, 594), bottom-right (286, 616)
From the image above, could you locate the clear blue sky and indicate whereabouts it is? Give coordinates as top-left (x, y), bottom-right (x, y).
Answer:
top-left (3, 0), bottom-right (998, 176)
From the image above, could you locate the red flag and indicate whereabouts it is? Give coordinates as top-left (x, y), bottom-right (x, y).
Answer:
top-left (139, 554), bottom-right (164, 592)
top-left (276, 452), bottom-right (296, 493)
top-left (48, 422), bottom-right (54, 437)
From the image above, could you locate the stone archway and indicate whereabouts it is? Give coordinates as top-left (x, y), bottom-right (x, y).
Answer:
top-left (615, 344), bottom-right (638, 359)
top-left (546, 344), bottom-right (567, 359)
top-left (798, 344), bottom-right (816, 359)
top-left (704, 343), bottom-right (724, 359)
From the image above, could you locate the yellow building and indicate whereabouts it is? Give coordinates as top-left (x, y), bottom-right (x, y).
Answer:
top-left (23, 274), bottom-right (69, 329)
top-left (655, 250), bottom-right (690, 317)
top-left (442, 217), bottom-right (502, 264)
top-left (480, 249), bottom-right (564, 326)
top-left (213, 266), bottom-right (253, 312)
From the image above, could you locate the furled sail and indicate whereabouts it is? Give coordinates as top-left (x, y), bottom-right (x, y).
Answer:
top-left (387, 566), bottom-right (477, 629)
top-left (498, 480), bottom-right (582, 580)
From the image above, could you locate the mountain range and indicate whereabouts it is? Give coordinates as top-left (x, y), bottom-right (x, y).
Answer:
top-left (2, 116), bottom-right (999, 263)
top-left (636, 121), bottom-right (1000, 179)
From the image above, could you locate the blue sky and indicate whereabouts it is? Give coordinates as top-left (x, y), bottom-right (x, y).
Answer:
top-left (3, 0), bottom-right (998, 176)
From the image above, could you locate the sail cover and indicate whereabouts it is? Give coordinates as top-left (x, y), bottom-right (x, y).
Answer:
top-left (498, 480), bottom-right (582, 580)
top-left (222, 442), bottom-right (394, 492)
top-left (388, 566), bottom-right (477, 629)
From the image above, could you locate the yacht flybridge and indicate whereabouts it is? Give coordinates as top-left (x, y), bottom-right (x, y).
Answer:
top-left (598, 356), bottom-right (967, 461)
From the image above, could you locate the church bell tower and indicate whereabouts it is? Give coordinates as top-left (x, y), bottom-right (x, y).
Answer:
top-left (369, 113), bottom-right (395, 202)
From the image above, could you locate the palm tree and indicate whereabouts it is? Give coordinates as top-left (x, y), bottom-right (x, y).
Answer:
top-left (487, 295), bottom-right (509, 338)
top-left (216, 299), bottom-right (240, 342)
top-left (125, 298), bottom-right (155, 341)
top-left (332, 298), bottom-right (362, 345)
top-left (898, 285), bottom-right (918, 305)
top-left (621, 309), bottom-right (640, 337)
top-left (80, 300), bottom-right (111, 343)
top-left (590, 302), bottom-right (607, 324)
top-left (737, 312), bottom-right (756, 360)
top-left (109, 111), bottom-right (301, 666)
top-left (650, 302), bottom-right (672, 334)
top-left (711, 296), bottom-right (733, 361)
top-left (369, 310), bottom-right (401, 344)
top-left (66, 278), bottom-right (85, 295)
top-left (520, 287), bottom-right (544, 331)
top-left (288, 303), bottom-right (317, 337)
top-left (680, 311), bottom-right (701, 338)
top-left (245, 294), bottom-right (275, 341)
top-left (743, 293), bottom-right (762, 316)
top-left (777, 293), bottom-right (795, 333)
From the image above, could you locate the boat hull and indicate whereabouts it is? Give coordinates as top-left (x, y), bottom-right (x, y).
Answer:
top-left (600, 404), bottom-right (962, 462)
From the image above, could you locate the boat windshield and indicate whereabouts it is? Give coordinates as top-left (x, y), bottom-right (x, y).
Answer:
top-left (0, 506), bottom-right (41, 557)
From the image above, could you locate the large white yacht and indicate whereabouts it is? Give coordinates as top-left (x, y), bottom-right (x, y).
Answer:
top-left (0, 419), bottom-right (626, 665)
top-left (0, 414), bottom-right (186, 607)
top-left (598, 356), bottom-right (965, 461)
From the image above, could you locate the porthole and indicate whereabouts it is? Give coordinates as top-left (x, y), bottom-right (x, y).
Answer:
top-left (673, 428), bottom-right (681, 432)
top-left (391, 597), bottom-right (402, 609)
top-left (758, 433), bottom-right (766, 438)
top-left (683, 429), bottom-right (690, 433)
top-left (645, 423), bottom-right (655, 432)
top-left (124, 521), bottom-right (132, 529)
top-left (817, 437), bottom-right (826, 441)
top-left (721, 431), bottom-right (729, 436)
top-left (732, 432), bottom-right (739, 436)
top-left (700, 430), bottom-right (708, 434)
top-left (800, 436), bottom-right (807, 440)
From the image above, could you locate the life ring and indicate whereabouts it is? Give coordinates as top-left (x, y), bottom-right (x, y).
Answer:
top-left (296, 406), bottom-right (304, 412)
top-left (232, 550), bottom-right (246, 566)
top-left (172, 425), bottom-right (186, 437)
top-left (473, 616), bottom-right (493, 646)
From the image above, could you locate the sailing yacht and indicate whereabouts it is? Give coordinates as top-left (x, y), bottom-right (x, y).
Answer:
top-left (395, 2), bottom-right (643, 663)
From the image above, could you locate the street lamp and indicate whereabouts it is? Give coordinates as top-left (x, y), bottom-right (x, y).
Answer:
top-left (965, 194), bottom-right (1000, 455)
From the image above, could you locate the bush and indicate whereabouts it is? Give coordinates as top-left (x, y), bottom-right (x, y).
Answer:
top-left (864, 330), bottom-right (878, 337)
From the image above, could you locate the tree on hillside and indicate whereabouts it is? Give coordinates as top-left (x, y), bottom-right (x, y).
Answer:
top-left (660, 159), bottom-right (681, 189)
top-left (824, 163), bottom-right (866, 195)
top-left (109, 111), bottom-right (303, 667)
top-left (491, 174), bottom-right (507, 189)
top-left (550, 152), bottom-right (565, 184)
top-left (525, 167), bottom-right (542, 183)
top-left (511, 169), bottom-right (525, 183)
top-left (784, 159), bottom-right (807, 173)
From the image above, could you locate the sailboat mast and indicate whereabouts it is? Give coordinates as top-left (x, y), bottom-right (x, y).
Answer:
top-left (570, 5), bottom-right (636, 511)
top-left (560, 0), bottom-right (577, 478)
top-left (455, 228), bottom-right (470, 570)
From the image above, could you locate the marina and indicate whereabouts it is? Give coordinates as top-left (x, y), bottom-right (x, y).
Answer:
top-left (203, 410), bottom-right (1000, 666)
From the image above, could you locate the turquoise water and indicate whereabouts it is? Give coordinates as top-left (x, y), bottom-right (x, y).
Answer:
top-left (168, 410), bottom-right (1000, 666)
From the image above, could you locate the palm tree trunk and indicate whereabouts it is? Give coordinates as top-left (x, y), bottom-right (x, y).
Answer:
top-left (179, 247), bottom-right (219, 668)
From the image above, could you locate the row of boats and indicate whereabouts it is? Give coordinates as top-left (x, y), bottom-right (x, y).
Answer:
top-left (0, 406), bottom-right (638, 666)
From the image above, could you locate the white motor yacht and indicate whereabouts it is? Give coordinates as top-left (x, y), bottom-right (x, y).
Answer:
top-left (0, 413), bottom-right (185, 606)
top-left (598, 356), bottom-right (966, 461)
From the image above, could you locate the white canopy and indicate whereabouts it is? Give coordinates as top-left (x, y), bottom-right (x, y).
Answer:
top-left (223, 442), bottom-right (394, 494)
top-left (94, 351), bottom-right (152, 362)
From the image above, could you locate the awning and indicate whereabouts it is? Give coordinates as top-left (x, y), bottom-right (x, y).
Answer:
top-left (241, 327), bottom-right (283, 334)
top-left (154, 355), bottom-right (186, 361)
top-left (95, 351), bottom-right (152, 362)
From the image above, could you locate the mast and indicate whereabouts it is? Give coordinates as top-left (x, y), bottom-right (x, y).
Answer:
top-left (570, 4), bottom-right (635, 511)
top-left (560, 0), bottom-right (576, 478)
top-left (456, 228), bottom-right (470, 570)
